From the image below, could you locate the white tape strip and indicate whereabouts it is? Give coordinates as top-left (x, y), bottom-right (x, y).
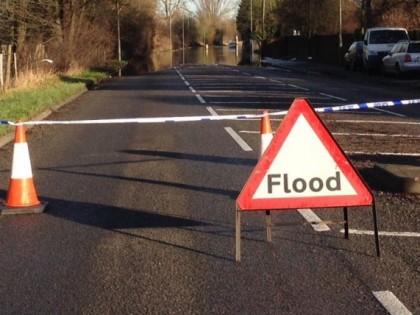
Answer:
top-left (8, 99), bottom-right (420, 126)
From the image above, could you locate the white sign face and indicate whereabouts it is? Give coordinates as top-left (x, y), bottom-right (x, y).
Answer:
top-left (253, 114), bottom-right (357, 199)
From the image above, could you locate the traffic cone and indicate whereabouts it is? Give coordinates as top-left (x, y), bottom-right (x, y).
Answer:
top-left (259, 111), bottom-right (274, 158)
top-left (1, 121), bottom-right (47, 215)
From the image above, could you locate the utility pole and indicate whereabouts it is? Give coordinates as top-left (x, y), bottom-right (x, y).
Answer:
top-left (339, 0), bottom-right (342, 48)
top-left (250, 0), bottom-right (253, 39)
top-left (250, 0), bottom-right (253, 63)
top-left (182, 14), bottom-right (185, 64)
top-left (262, 0), bottom-right (266, 40)
top-left (116, 0), bottom-right (122, 77)
top-left (339, 0), bottom-right (343, 65)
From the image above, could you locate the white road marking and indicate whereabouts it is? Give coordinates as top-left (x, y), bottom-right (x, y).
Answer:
top-left (297, 209), bottom-right (331, 232)
top-left (206, 106), bottom-right (219, 116)
top-left (269, 79), bottom-right (285, 84)
top-left (373, 107), bottom-right (407, 117)
top-left (373, 291), bottom-right (413, 315)
top-left (224, 127), bottom-right (253, 151)
top-left (328, 120), bottom-right (420, 125)
top-left (340, 229), bottom-right (420, 237)
top-left (288, 84), bottom-right (309, 91)
top-left (334, 132), bottom-right (420, 138)
top-left (319, 92), bottom-right (347, 101)
top-left (240, 130), bottom-right (419, 138)
top-left (189, 86), bottom-right (197, 93)
top-left (345, 151), bottom-right (420, 157)
top-left (196, 95), bottom-right (206, 104)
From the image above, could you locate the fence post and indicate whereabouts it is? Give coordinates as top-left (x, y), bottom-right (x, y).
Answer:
top-left (5, 45), bottom-right (12, 90)
top-left (14, 53), bottom-right (18, 85)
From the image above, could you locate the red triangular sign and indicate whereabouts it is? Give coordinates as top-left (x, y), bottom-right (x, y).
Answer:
top-left (237, 98), bottom-right (373, 211)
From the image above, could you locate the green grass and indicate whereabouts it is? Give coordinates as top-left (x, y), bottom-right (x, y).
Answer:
top-left (0, 69), bottom-right (110, 137)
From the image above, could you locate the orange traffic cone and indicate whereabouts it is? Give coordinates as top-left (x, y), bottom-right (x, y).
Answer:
top-left (259, 111), bottom-right (274, 158)
top-left (1, 121), bottom-right (47, 215)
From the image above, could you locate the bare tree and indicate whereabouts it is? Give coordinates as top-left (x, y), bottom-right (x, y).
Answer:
top-left (193, 0), bottom-right (236, 44)
top-left (157, 0), bottom-right (187, 51)
top-left (372, 0), bottom-right (420, 29)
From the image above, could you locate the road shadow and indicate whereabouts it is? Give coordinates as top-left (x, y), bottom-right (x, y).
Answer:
top-left (59, 74), bottom-right (97, 90)
top-left (0, 189), bottom-right (233, 261)
top-left (120, 149), bottom-right (257, 166)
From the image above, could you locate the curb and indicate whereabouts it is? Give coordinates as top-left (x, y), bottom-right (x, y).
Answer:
top-left (373, 163), bottom-right (420, 194)
top-left (0, 88), bottom-right (88, 149)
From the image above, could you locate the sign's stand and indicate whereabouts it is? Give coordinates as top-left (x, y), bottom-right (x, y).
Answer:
top-left (236, 203), bottom-right (381, 263)
top-left (265, 210), bottom-right (272, 242)
top-left (236, 206), bottom-right (241, 262)
top-left (343, 201), bottom-right (381, 257)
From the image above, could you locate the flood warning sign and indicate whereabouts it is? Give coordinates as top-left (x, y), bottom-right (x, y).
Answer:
top-left (237, 99), bottom-right (373, 211)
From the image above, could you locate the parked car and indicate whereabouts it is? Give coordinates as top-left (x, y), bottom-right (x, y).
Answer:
top-left (344, 41), bottom-right (364, 70)
top-left (382, 40), bottom-right (420, 77)
top-left (363, 27), bottom-right (409, 73)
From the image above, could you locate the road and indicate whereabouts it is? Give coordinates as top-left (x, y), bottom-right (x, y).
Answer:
top-left (0, 63), bottom-right (419, 314)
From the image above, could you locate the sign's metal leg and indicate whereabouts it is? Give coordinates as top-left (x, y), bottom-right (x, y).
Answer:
top-left (372, 200), bottom-right (381, 257)
top-left (236, 208), bottom-right (241, 262)
top-left (266, 210), bottom-right (272, 242)
top-left (343, 207), bottom-right (349, 239)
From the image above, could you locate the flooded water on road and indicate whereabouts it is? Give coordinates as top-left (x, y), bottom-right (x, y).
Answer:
top-left (124, 45), bottom-right (248, 75)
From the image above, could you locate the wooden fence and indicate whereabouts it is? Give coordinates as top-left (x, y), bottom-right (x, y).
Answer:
top-left (0, 44), bottom-right (50, 92)
top-left (0, 45), bottom-right (17, 91)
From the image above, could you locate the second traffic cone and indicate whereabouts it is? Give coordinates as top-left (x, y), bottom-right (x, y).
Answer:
top-left (259, 111), bottom-right (274, 158)
top-left (1, 121), bottom-right (47, 215)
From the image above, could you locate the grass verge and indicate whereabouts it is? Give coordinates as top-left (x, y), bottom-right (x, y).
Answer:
top-left (0, 69), bottom-right (110, 137)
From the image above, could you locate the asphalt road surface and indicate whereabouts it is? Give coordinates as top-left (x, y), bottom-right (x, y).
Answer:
top-left (0, 63), bottom-right (419, 314)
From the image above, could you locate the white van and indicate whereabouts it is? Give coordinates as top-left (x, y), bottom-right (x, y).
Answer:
top-left (363, 27), bottom-right (409, 73)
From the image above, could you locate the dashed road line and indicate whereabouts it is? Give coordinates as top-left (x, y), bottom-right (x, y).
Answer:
top-left (373, 291), bottom-right (412, 315)
top-left (373, 107), bottom-right (407, 117)
top-left (196, 95), bottom-right (206, 104)
top-left (297, 209), bottom-right (331, 232)
top-left (319, 92), bottom-right (347, 101)
top-left (206, 106), bottom-right (218, 116)
top-left (269, 79), bottom-right (285, 84)
top-left (207, 106), bottom-right (252, 151)
top-left (340, 229), bottom-right (420, 237)
top-left (287, 84), bottom-right (309, 91)
top-left (224, 127), bottom-right (253, 151)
